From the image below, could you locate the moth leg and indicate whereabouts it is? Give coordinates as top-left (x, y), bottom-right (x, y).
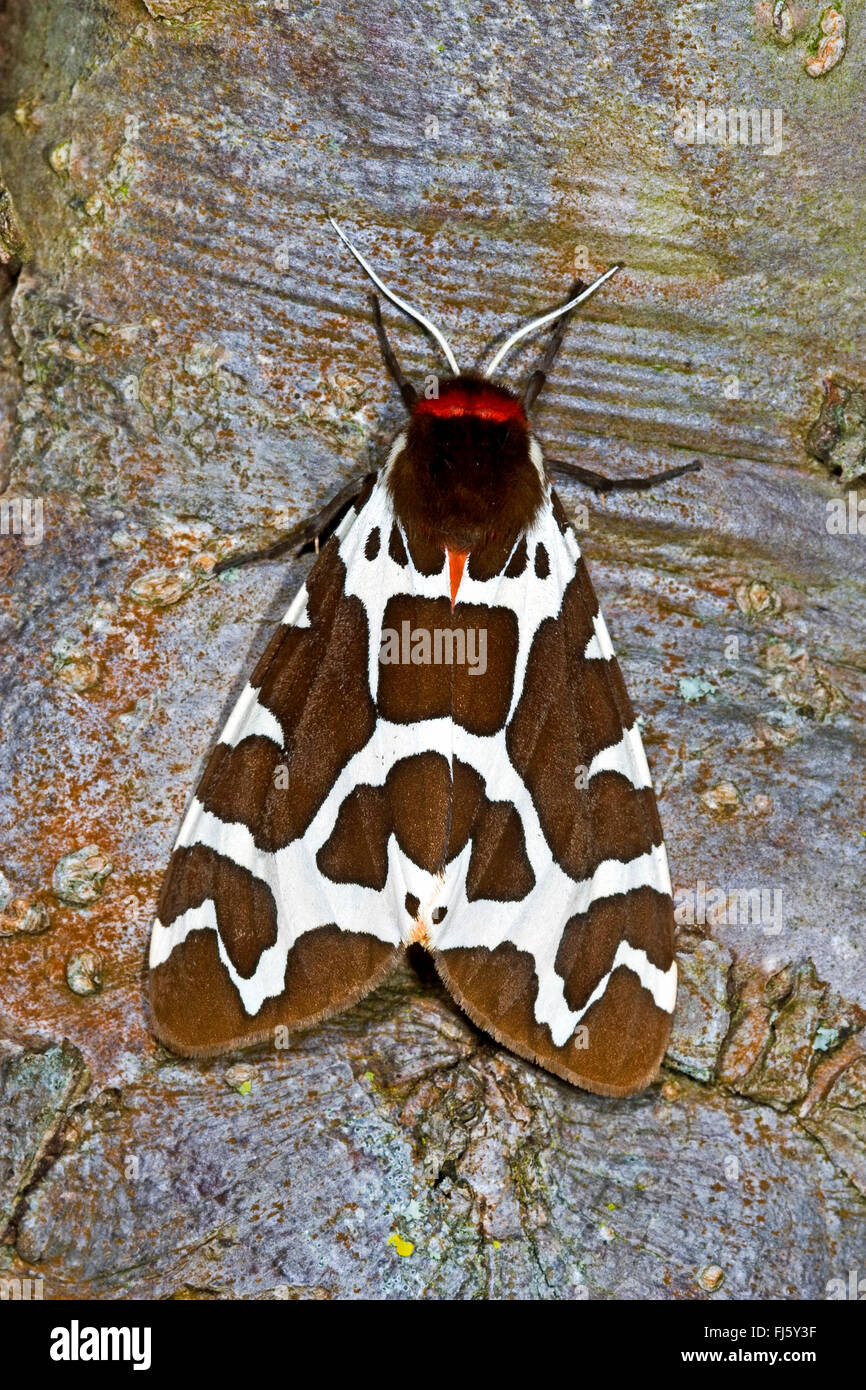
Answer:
top-left (548, 457), bottom-right (701, 494)
top-left (369, 293), bottom-right (417, 410)
top-left (213, 472), bottom-right (376, 574)
top-left (522, 279), bottom-right (587, 410)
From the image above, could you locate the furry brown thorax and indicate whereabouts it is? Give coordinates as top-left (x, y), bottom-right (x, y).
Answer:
top-left (387, 375), bottom-right (545, 554)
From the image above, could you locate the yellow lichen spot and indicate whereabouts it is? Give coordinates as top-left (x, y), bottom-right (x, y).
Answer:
top-left (492, 1240), bottom-right (501, 1250)
top-left (224, 1063), bottom-right (256, 1094)
top-left (387, 1233), bottom-right (414, 1258)
top-left (49, 140), bottom-right (71, 174)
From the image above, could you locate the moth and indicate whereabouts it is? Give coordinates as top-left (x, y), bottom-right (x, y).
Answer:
top-left (148, 222), bottom-right (698, 1095)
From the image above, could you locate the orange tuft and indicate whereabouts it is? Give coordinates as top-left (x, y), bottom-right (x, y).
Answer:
top-left (447, 549), bottom-right (468, 608)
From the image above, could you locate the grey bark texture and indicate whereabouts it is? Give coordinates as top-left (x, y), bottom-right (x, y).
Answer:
top-left (0, 0), bottom-right (864, 1299)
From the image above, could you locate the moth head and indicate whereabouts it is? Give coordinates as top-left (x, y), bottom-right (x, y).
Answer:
top-left (405, 374), bottom-right (532, 503)
top-left (392, 374), bottom-right (541, 551)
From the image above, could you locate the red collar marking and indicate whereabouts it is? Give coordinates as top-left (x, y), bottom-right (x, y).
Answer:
top-left (447, 549), bottom-right (468, 608)
top-left (414, 386), bottom-right (526, 425)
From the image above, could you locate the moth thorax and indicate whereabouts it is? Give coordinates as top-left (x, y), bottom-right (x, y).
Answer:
top-left (388, 375), bottom-right (544, 553)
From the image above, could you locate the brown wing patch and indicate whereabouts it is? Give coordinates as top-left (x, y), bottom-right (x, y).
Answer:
top-left (197, 737), bottom-right (296, 853)
top-left (402, 525), bottom-right (446, 575)
top-left (378, 595), bottom-right (452, 723)
top-left (534, 542), bottom-right (550, 579)
top-left (388, 523), bottom-right (408, 566)
top-left (316, 784), bottom-right (390, 888)
top-left (446, 760), bottom-right (535, 900)
top-left (584, 773), bottom-right (661, 869)
top-left (448, 759), bottom-right (485, 858)
top-left (504, 536), bottom-right (528, 577)
top-left (465, 801), bottom-right (535, 902)
top-left (507, 565), bottom-right (646, 879)
top-left (149, 925), bottom-right (399, 1058)
top-left (434, 933), bottom-right (672, 1097)
top-left (452, 603), bottom-right (518, 735)
top-left (251, 552), bottom-right (376, 838)
top-left (532, 774), bottom-right (660, 882)
top-left (554, 886), bottom-right (674, 1009)
top-left (156, 843), bottom-right (278, 979)
top-left (388, 752), bottom-right (452, 870)
top-left (378, 595), bottom-right (517, 735)
top-left (466, 529), bottom-right (520, 581)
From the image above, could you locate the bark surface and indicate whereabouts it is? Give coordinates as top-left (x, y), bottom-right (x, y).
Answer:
top-left (0, 0), bottom-right (864, 1299)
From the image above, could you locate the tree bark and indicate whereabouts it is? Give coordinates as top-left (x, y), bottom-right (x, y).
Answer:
top-left (0, 0), bottom-right (864, 1298)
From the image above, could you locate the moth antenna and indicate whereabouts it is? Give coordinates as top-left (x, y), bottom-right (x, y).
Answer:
top-left (329, 217), bottom-right (460, 376)
top-left (484, 264), bottom-right (621, 379)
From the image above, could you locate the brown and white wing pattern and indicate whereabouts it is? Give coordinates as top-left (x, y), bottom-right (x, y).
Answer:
top-left (149, 450), bottom-right (675, 1092)
top-left (147, 478), bottom-right (407, 1056)
top-left (426, 490), bottom-right (677, 1096)
top-left (148, 463), bottom-right (522, 1056)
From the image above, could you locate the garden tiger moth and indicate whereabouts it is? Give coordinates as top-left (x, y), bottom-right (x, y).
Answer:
top-left (147, 222), bottom-right (685, 1097)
